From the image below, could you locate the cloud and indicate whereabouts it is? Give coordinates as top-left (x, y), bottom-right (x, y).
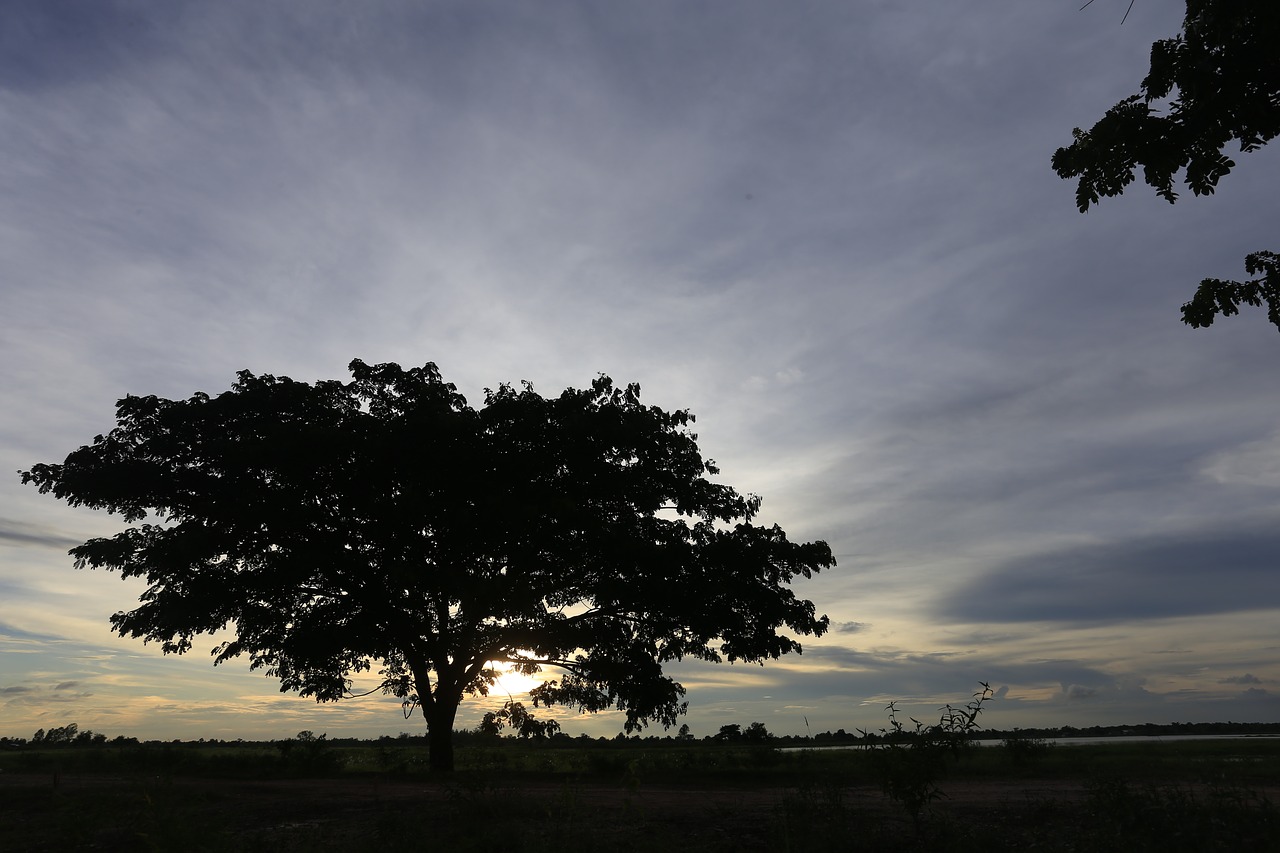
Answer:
top-left (1201, 431), bottom-right (1280, 487)
top-left (0, 0), bottom-right (171, 93)
top-left (938, 521), bottom-right (1280, 624)
top-left (1057, 677), bottom-right (1156, 705)
top-left (741, 368), bottom-right (806, 394)
top-left (834, 621), bottom-right (869, 634)
top-left (696, 642), bottom-right (1119, 710)
top-left (0, 518), bottom-right (83, 550)
top-left (1064, 684), bottom-right (1098, 700)
top-left (1219, 674), bottom-right (1262, 685)
top-left (0, 620), bottom-right (63, 643)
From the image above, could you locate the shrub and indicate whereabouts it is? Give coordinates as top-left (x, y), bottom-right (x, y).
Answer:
top-left (859, 682), bottom-right (993, 826)
top-left (1001, 732), bottom-right (1051, 766)
top-left (276, 730), bottom-right (343, 774)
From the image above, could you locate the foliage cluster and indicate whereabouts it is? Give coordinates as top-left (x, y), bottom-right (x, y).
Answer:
top-left (476, 700), bottom-right (562, 739)
top-left (29, 724), bottom-right (106, 747)
top-left (1053, 0), bottom-right (1280, 330)
top-left (713, 721), bottom-right (773, 742)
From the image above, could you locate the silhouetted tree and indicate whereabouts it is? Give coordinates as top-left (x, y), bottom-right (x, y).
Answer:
top-left (477, 700), bottom-right (561, 739)
top-left (1052, 1), bottom-right (1280, 330)
top-left (21, 360), bottom-right (833, 771)
top-left (43, 724), bottom-right (77, 745)
top-left (716, 724), bottom-right (743, 742)
top-left (476, 711), bottom-right (504, 738)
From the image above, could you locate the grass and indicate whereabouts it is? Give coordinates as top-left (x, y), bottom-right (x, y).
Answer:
top-left (1, 738), bottom-right (1277, 851)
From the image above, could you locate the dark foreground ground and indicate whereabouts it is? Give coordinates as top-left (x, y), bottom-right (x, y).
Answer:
top-left (2, 740), bottom-right (1277, 851)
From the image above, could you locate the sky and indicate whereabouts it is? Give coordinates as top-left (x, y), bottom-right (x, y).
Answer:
top-left (3, 0), bottom-right (1279, 743)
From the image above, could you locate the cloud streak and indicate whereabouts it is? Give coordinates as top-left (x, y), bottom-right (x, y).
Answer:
top-left (0, 518), bottom-right (84, 551)
top-left (940, 521), bottom-right (1280, 624)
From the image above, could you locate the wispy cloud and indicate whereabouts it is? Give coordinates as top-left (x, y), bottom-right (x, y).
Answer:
top-left (1220, 674), bottom-right (1263, 685)
top-left (939, 521), bottom-right (1280, 624)
top-left (0, 518), bottom-right (83, 550)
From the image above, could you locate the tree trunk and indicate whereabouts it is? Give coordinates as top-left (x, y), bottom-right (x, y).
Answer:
top-left (426, 697), bottom-right (460, 771)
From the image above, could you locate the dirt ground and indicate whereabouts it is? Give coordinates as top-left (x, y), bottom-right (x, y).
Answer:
top-left (0, 770), bottom-right (1105, 852)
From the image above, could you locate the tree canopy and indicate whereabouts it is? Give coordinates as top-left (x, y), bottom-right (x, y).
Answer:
top-left (1051, 0), bottom-right (1280, 330)
top-left (21, 359), bottom-right (833, 770)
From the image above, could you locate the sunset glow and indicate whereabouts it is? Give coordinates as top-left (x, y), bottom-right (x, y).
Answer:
top-left (3, 2), bottom-right (1278, 743)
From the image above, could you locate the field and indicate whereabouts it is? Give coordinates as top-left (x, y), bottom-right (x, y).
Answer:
top-left (1, 737), bottom-right (1278, 851)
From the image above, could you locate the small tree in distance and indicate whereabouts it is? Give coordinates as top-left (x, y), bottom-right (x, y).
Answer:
top-left (21, 359), bottom-right (833, 770)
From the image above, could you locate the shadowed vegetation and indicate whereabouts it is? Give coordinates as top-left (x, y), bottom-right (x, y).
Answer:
top-left (2, 732), bottom-right (1277, 851)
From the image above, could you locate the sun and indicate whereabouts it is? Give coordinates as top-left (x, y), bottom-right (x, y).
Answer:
top-left (489, 661), bottom-right (546, 697)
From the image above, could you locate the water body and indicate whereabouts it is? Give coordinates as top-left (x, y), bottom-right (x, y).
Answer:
top-left (781, 733), bottom-right (1280, 752)
top-left (975, 734), bottom-right (1280, 748)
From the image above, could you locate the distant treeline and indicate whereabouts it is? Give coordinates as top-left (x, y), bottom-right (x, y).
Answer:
top-left (978, 721), bottom-right (1280, 740)
top-left (3, 719), bottom-right (1278, 751)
